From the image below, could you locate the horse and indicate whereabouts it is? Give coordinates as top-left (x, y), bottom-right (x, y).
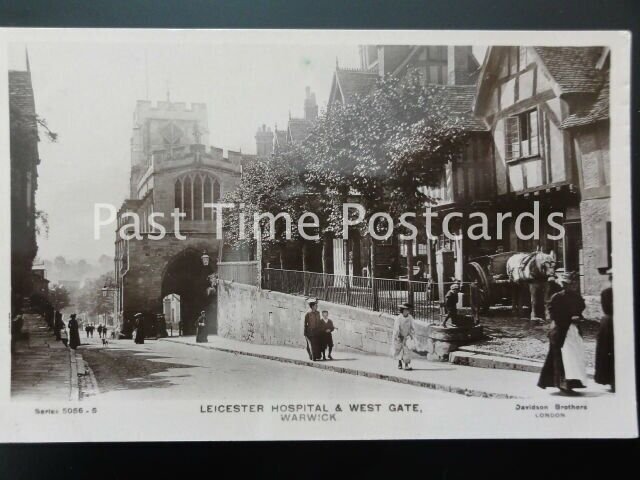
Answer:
top-left (506, 250), bottom-right (557, 321)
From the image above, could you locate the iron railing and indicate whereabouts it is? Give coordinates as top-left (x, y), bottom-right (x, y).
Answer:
top-left (218, 261), bottom-right (259, 286)
top-left (262, 268), bottom-right (469, 324)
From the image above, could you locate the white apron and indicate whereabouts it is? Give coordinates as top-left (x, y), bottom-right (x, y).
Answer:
top-left (561, 324), bottom-right (587, 384)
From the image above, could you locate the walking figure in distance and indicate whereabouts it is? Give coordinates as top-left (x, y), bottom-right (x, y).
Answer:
top-left (195, 310), bottom-right (208, 343)
top-left (68, 314), bottom-right (81, 350)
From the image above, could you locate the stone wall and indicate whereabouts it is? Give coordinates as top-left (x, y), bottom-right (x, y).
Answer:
top-left (217, 281), bottom-right (482, 360)
top-left (581, 197), bottom-right (610, 320)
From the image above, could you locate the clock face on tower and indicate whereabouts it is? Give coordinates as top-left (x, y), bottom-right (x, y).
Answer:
top-left (160, 122), bottom-right (184, 145)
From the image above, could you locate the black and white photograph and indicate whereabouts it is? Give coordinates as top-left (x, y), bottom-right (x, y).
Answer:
top-left (0, 28), bottom-right (635, 441)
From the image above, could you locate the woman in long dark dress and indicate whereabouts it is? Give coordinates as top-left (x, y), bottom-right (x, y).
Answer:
top-left (538, 272), bottom-right (587, 394)
top-left (195, 311), bottom-right (208, 343)
top-left (68, 314), bottom-right (81, 350)
top-left (134, 313), bottom-right (145, 344)
top-left (595, 280), bottom-right (614, 391)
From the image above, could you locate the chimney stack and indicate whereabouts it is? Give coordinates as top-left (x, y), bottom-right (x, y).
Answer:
top-left (304, 87), bottom-right (318, 121)
top-left (255, 124), bottom-right (274, 158)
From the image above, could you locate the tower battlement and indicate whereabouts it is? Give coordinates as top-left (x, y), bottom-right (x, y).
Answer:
top-left (135, 100), bottom-right (207, 113)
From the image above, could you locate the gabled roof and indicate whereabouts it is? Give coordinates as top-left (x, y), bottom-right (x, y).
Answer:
top-left (474, 46), bottom-right (607, 115)
top-left (287, 118), bottom-right (313, 143)
top-left (329, 67), bottom-right (379, 105)
top-left (428, 85), bottom-right (488, 132)
top-left (560, 77), bottom-right (609, 129)
top-left (532, 47), bottom-right (604, 94)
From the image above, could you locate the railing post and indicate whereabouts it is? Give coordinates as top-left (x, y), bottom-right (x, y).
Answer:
top-left (346, 271), bottom-right (353, 306)
top-left (370, 277), bottom-right (378, 311)
top-left (256, 230), bottom-right (263, 289)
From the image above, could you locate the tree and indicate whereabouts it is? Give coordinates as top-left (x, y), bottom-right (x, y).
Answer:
top-left (222, 146), bottom-right (309, 268)
top-left (73, 272), bottom-right (115, 321)
top-left (48, 284), bottom-right (70, 311)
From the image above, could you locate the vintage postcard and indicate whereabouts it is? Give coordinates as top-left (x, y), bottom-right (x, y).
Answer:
top-left (0, 29), bottom-right (635, 441)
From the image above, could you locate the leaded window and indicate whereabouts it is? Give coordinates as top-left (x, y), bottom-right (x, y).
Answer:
top-left (174, 173), bottom-right (221, 220)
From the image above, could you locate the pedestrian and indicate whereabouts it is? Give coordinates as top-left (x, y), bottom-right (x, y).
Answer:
top-left (195, 310), bottom-right (208, 343)
top-left (441, 282), bottom-right (460, 327)
top-left (97, 325), bottom-right (103, 338)
top-left (304, 298), bottom-right (322, 361)
top-left (320, 310), bottom-right (336, 360)
top-left (178, 319), bottom-right (184, 336)
top-left (595, 273), bottom-right (614, 391)
top-left (103, 325), bottom-right (108, 340)
top-left (85, 324), bottom-right (90, 338)
top-left (133, 313), bottom-right (145, 344)
top-left (54, 311), bottom-right (65, 341)
top-left (11, 314), bottom-right (24, 353)
top-left (537, 272), bottom-right (587, 395)
top-left (68, 314), bottom-right (81, 350)
top-left (391, 302), bottom-right (415, 370)
top-left (59, 320), bottom-right (68, 347)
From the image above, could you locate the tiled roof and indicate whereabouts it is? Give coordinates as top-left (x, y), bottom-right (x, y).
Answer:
top-left (427, 84), bottom-right (488, 131)
top-left (533, 47), bottom-right (605, 94)
top-left (9, 70), bottom-right (37, 127)
top-left (560, 77), bottom-right (609, 129)
top-left (288, 118), bottom-right (313, 143)
top-left (335, 68), bottom-right (379, 104)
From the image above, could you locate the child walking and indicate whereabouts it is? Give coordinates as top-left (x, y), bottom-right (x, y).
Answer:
top-left (321, 310), bottom-right (336, 360)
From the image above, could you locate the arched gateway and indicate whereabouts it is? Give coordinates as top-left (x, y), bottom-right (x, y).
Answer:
top-left (113, 99), bottom-right (248, 338)
top-left (161, 248), bottom-right (217, 336)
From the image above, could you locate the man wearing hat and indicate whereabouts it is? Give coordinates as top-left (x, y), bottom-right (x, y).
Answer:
top-left (391, 302), bottom-right (416, 370)
top-left (134, 312), bottom-right (145, 344)
top-left (304, 298), bottom-right (322, 360)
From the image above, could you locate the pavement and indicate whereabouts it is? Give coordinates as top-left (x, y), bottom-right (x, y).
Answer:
top-left (11, 314), bottom-right (78, 401)
top-left (77, 337), bottom-right (456, 401)
top-left (10, 315), bottom-right (613, 401)
top-left (161, 335), bottom-right (613, 399)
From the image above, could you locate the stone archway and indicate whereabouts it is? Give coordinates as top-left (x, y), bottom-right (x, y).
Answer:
top-left (161, 248), bottom-right (217, 336)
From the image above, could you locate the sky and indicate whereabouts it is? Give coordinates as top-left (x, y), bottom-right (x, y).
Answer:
top-left (8, 43), bottom-right (487, 264)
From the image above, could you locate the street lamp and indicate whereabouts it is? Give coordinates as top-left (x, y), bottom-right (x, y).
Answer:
top-left (101, 282), bottom-right (117, 329)
top-left (201, 250), bottom-right (210, 267)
